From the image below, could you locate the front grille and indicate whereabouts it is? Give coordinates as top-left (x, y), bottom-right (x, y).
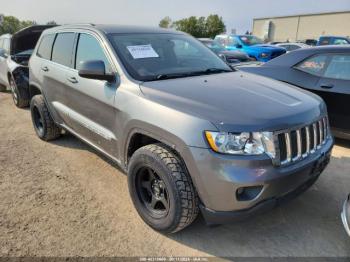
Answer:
top-left (275, 116), bottom-right (329, 166)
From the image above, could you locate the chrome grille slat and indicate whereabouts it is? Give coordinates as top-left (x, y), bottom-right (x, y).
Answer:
top-left (312, 123), bottom-right (317, 152)
top-left (275, 116), bottom-right (329, 166)
top-left (319, 120), bottom-right (323, 146)
top-left (293, 129), bottom-right (302, 161)
top-left (305, 126), bottom-right (310, 157)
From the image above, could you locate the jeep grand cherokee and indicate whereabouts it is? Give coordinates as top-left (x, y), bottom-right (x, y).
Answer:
top-left (28, 24), bottom-right (333, 233)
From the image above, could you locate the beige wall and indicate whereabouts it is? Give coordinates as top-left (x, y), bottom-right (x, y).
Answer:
top-left (253, 12), bottom-right (350, 42)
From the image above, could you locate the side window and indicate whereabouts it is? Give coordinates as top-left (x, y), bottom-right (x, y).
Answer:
top-left (324, 54), bottom-right (350, 80)
top-left (75, 33), bottom-right (112, 73)
top-left (319, 37), bottom-right (330, 46)
top-left (295, 55), bottom-right (328, 76)
top-left (0, 39), bottom-right (3, 49)
top-left (51, 33), bottom-right (76, 67)
top-left (333, 39), bottom-right (349, 45)
top-left (37, 34), bottom-right (56, 60)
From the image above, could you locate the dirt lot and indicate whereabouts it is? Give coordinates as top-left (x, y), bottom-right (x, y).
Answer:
top-left (0, 91), bottom-right (349, 258)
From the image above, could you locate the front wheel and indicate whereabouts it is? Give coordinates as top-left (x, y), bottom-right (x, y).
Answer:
top-left (128, 144), bottom-right (199, 233)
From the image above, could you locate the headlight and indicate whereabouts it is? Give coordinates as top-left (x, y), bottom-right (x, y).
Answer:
top-left (260, 52), bottom-right (269, 58)
top-left (205, 131), bottom-right (276, 157)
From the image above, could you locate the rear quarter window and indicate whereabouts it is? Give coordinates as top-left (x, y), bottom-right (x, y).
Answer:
top-left (37, 34), bottom-right (56, 60)
top-left (295, 55), bottom-right (328, 76)
top-left (51, 33), bottom-right (76, 67)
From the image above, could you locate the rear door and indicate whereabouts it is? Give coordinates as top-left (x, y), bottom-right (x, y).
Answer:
top-left (316, 54), bottom-right (350, 131)
top-left (64, 32), bottom-right (118, 157)
top-left (40, 32), bottom-right (77, 125)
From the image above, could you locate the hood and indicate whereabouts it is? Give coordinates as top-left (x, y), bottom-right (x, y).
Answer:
top-left (11, 25), bottom-right (57, 55)
top-left (140, 72), bottom-right (326, 132)
top-left (246, 44), bottom-right (286, 52)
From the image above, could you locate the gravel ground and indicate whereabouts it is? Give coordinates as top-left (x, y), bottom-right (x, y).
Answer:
top-left (0, 91), bottom-right (349, 258)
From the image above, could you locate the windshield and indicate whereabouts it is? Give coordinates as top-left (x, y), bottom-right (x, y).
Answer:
top-left (239, 35), bottom-right (264, 46)
top-left (109, 33), bottom-right (232, 81)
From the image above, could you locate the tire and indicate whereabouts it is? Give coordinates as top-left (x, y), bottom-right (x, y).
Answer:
top-left (128, 143), bottom-right (199, 233)
top-left (9, 77), bottom-right (29, 108)
top-left (30, 95), bottom-right (61, 141)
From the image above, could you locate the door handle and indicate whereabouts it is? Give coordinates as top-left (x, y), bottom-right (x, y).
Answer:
top-left (320, 84), bottom-right (334, 89)
top-left (41, 66), bottom-right (49, 72)
top-left (67, 76), bottom-right (78, 84)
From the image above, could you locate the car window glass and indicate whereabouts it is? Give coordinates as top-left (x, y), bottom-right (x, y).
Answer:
top-left (279, 45), bottom-right (290, 51)
top-left (333, 39), bottom-right (349, 45)
top-left (319, 37), bottom-right (330, 45)
top-left (110, 33), bottom-right (231, 81)
top-left (289, 45), bottom-right (300, 51)
top-left (324, 54), bottom-right (350, 80)
top-left (0, 39), bottom-right (3, 49)
top-left (51, 33), bottom-right (75, 67)
top-left (295, 55), bottom-right (327, 76)
top-left (37, 34), bottom-right (56, 60)
top-left (75, 33), bottom-right (113, 73)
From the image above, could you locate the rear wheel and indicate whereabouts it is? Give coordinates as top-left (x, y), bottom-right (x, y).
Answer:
top-left (30, 95), bottom-right (61, 141)
top-left (9, 77), bottom-right (29, 108)
top-left (128, 144), bottom-right (199, 233)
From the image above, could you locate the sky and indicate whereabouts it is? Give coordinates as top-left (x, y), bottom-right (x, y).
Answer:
top-left (1, 0), bottom-right (350, 34)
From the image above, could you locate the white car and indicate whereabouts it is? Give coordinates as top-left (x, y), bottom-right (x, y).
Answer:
top-left (276, 42), bottom-right (310, 53)
top-left (0, 34), bottom-right (11, 91)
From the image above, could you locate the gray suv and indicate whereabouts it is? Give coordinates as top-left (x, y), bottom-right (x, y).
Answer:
top-left (29, 24), bottom-right (334, 233)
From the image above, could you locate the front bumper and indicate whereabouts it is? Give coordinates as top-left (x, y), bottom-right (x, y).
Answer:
top-left (184, 136), bottom-right (333, 223)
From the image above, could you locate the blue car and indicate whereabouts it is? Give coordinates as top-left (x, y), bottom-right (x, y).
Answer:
top-left (214, 34), bottom-right (286, 62)
top-left (317, 36), bottom-right (350, 46)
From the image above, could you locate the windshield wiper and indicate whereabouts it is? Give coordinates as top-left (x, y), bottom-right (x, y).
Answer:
top-left (154, 68), bottom-right (232, 81)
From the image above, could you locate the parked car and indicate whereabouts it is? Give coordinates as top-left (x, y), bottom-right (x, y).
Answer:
top-left (214, 34), bottom-right (286, 62)
top-left (0, 25), bottom-right (56, 107)
top-left (342, 194), bottom-right (350, 237)
top-left (317, 36), bottom-right (350, 46)
top-left (0, 34), bottom-right (11, 91)
top-left (238, 46), bottom-right (350, 140)
top-left (276, 42), bottom-right (310, 52)
top-left (29, 24), bottom-right (333, 233)
top-left (298, 39), bottom-right (318, 46)
top-left (198, 38), bottom-right (252, 64)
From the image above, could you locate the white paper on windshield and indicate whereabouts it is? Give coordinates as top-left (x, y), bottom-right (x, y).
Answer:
top-left (127, 45), bottom-right (159, 59)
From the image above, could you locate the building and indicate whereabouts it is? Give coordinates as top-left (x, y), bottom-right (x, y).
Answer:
top-left (252, 11), bottom-right (350, 42)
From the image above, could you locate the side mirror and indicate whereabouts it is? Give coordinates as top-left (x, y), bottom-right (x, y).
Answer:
top-left (236, 44), bottom-right (243, 49)
top-left (0, 48), bottom-right (8, 58)
top-left (342, 194), bottom-right (350, 237)
top-left (78, 60), bottom-right (115, 82)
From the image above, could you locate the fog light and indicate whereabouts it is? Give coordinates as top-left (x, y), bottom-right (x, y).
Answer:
top-left (236, 186), bottom-right (263, 201)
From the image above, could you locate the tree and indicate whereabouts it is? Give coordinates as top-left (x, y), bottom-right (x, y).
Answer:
top-left (205, 15), bottom-right (226, 39)
top-left (159, 16), bottom-right (172, 29)
top-left (0, 15), bottom-right (36, 35)
top-left (162, 14), bottom-right (226, 38)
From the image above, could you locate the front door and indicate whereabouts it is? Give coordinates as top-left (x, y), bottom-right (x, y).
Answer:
top-left (64, 32), bottom-right (118, 158)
